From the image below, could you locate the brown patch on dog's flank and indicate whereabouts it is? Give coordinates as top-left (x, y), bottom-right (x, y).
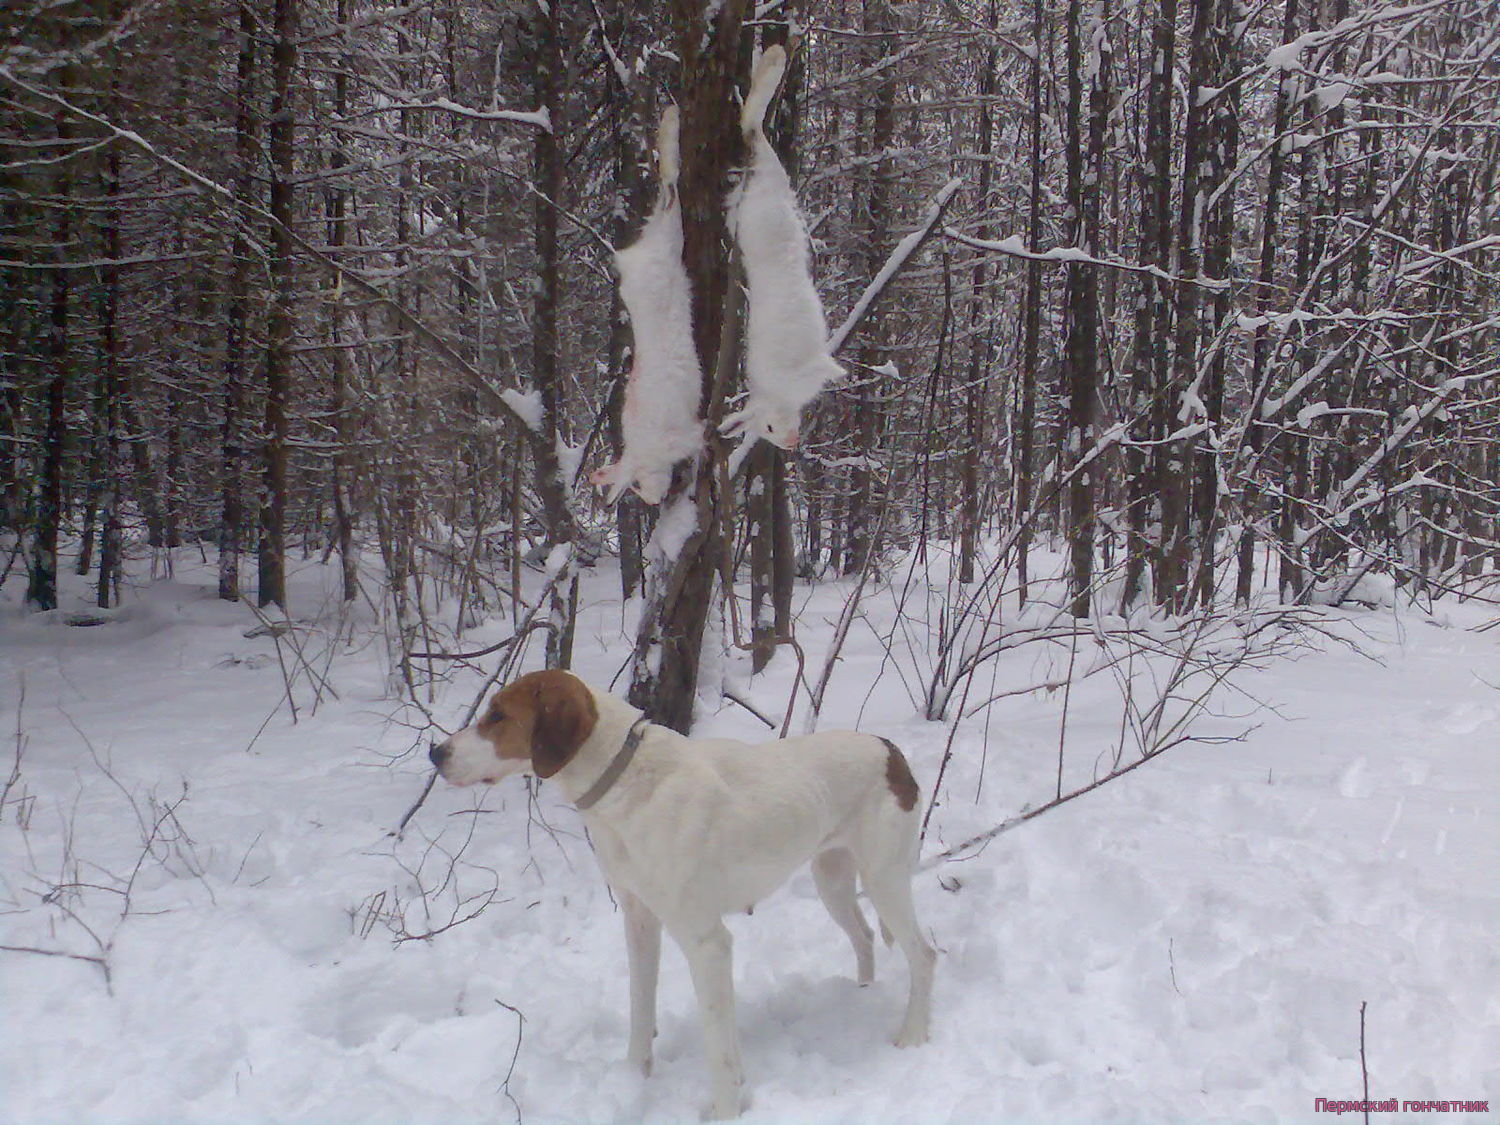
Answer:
top-left (881, 738), bottom-right (918, 811)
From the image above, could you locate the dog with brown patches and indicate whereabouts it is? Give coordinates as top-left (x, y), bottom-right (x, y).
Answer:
top-left (429, 669), bottom-right (935, 1120)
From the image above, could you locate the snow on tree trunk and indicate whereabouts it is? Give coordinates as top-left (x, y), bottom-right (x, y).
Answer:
top-left (591, 107), bottom-right (704, 506)
top-left (723, 45), bottom-right (843, 451)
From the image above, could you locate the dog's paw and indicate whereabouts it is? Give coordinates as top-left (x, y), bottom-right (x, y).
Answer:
top-left (893, 1024), bottom-right (929, 1049)
top-left (626, 1041), bottom-right (653, 1076)
top-left (700, 1089), bottom-right (750, 1121)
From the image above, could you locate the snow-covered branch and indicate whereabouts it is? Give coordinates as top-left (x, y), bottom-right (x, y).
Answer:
top-left (944, 228), bottom-right (1230, 291)
top-left (362, 97), bottom-right (551, 132)
top-left (827, 176), bottom-right (963, 357)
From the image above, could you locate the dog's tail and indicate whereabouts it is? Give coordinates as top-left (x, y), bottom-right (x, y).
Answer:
top-left (740, 44), bottom-right (787, 139)
top-left (875, 735), bottom-right (918, 948)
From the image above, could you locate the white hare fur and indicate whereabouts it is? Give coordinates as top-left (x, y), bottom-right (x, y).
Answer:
top-left (725, 46), bottom-right (844, 450)
top-left (592, 107), bottom-right (704, 505)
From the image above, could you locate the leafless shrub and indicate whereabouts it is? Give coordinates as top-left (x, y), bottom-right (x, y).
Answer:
top-left (355, 809), bottom-right (510, 944)
top-left (2, 675), bottom-right (32, 829)
top-left (241, 592), bottom-right (355, 723)
top-left (0, 721), bottom-right (211, 993)
top-left (914, 541), bottom-right (1370, 855)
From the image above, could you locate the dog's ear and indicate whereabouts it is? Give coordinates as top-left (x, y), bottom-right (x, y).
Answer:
top-left (529, 671), bottom-right (599, 778)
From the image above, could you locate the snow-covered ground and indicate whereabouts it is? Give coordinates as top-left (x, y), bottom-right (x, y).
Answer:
top-left (2, 550), bottom-right (1496, 1124)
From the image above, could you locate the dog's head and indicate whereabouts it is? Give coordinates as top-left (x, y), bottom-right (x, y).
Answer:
top-left (429, 669), bottom-right (599, 787)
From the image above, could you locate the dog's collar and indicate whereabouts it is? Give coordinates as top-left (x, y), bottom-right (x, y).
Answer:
top-left (573, 716), bottom-right (650, 811)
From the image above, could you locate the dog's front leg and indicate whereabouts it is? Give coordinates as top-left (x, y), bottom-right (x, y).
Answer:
top-left (679, 921), bottom-right (747, 1120)
top-left (620, 889), bottom-right (661, 1074)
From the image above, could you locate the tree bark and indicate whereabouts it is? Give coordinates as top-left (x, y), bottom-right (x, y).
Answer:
top-left (1192, 0), bottom-right (1240, 606)
top-left (1233, 0), bottom-right (1299, 604)
top-left (1123, 0), bottom-right (1177, 610)
top-left (843, 0), bottom-right (899, 577)
top-left (1016, 0), bottom-right (1047, 605)
top-left (528, 1), bottom-right (580, 669)
top-left (94, 139), bottom-right (124, 609)
top-left (258, 0), bottom-right (297, 610)
top-left (27, 95), bottom-right (72, 612)
top-left (960, 6), bottom-right (998, 587)
top-left (327, 0), bottom-right (358, 604)
top-left (218, 0), bottom-right (256, 603)
top-left (626, 0), bottom-right (750, 733)
top-left (1060, 0), bottom-right (1109, 618)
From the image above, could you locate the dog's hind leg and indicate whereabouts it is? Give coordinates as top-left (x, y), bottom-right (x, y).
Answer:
top-left (858, 857), bottom-right (936, 1048)
top-left (812, 847), bottom-right (875, 985)
top-left (677, 920), bottom-right (748, 1120)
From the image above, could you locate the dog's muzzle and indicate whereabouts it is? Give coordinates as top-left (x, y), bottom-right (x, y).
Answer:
top-left (429, 740), bottom-right (451, 768)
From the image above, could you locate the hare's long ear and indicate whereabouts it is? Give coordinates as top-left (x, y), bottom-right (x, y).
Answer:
top-left (740, 44), bottom-right (788, 139)
top-left (656, 105), bottom-right (681, 195)
top-left (528, 671), bottom-right (599, 779)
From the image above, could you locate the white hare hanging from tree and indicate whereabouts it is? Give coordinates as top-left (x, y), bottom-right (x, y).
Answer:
top-left (592, 107), bottom-right (705, 505)
top-left (722, 45), bottom-right (844, 451)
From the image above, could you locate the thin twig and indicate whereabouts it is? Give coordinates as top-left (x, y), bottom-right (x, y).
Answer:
top-left (494, 998), bottom-right (526, 1125)
top-left (1360, 1001), bottom-right (1370, 1125)
top-left (392, 770), bottom-right (438, 840)
top-left (919, 728), bottom-right (1244, 872)
top-left (0, 944), bottom-right (110, 984)
top-left (722, 691), bottom-right (777, 728)
top-left (3, 674), bottom-right (24, 814)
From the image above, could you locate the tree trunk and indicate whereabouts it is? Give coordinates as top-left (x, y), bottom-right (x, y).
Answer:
top-left (94, 141), bottom-right (124, 608)
top-left (844, 0), bottom-right (899, 577)
top-left (959, 10), bottom-right (998, 587)
top-left (1163, 0), bottom-right (1216, 611)
top-left (27, 96), bottom-right (72, 612)
top-left (328, 0), bottom-right (358, 604)
top-left (528, 1), bottom-right (580, 669)
top-left (1123, 0), bottom-right (1177, 610)
top-left (1192, 0), bottom-right (1240, 606)
top-left (626, 0), bottom-right (750, 733)
top-left (259, 0), bottom-right (297, 612)
top-left (1060, 0), bottom-right (1109, 618)
top-left (1233, 0), bottom-right (1299, 604)
top-left (219, 0), bottom-right (256, 602)
top-left (258, 0), bottom-right (297, 610)
top-left (1016, 0), bottom-right (1046, 605)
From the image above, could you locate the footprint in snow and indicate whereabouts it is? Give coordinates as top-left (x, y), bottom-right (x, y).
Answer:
top-left (1437, 701), bottom-right (1497, 735)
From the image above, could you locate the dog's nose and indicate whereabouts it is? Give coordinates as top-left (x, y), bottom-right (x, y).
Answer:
top-left (429, 740), bottom-right (450, 768)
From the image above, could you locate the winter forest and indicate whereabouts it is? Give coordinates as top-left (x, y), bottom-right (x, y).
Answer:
top-left (2, 0), bottom-right (1497, 1121)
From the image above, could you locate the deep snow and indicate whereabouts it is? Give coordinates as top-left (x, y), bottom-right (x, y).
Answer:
top-left (1, 550), bottom-right (1496, 1124)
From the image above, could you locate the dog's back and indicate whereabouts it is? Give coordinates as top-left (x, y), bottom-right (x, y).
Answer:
top-left (598, 727), bottom-right (920, 923)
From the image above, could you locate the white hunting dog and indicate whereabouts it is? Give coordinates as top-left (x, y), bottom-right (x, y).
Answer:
top-left (429, 669), bottom-right (935, 1119)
